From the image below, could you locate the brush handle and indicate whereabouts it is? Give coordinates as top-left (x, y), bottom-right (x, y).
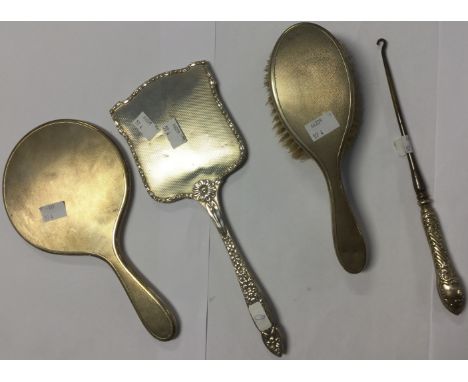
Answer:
top-left (326, 168), bottom-right (366, 273)
top-left (193, 179), bottom-right (283, 356)
top-left (105, 249), bottom-right (177, 341)
top-left (419, 200), bottom-right (465, 314)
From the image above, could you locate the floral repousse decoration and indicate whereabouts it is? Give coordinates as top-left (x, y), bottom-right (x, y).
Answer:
top-left (192, 179), bottom-right (219, 203)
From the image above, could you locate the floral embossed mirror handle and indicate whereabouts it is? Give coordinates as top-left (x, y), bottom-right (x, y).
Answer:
top-left (378, 38), bottom-right (465, 315)
top-left (193, 179), bottom-right (282, 355)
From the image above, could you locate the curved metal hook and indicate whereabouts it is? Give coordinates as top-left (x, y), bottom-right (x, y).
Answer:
top-left (376, 38), bottom-right (387, 48)
top-left (376, 36), bottom-right (407, 136)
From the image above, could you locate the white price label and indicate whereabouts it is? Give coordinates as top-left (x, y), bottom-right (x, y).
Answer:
top-left (39, 201), bottom-right (67, 222)
top-left (304, 111), bottom-right (340, 142)
top-left (161, 118), bottom-right (187, 149)
top-left (248, 302), bottom-right (272, 332)
top-left (393, 135), bottom-right (413, 156)
top-left (132, 111), bottom-right (160, 140)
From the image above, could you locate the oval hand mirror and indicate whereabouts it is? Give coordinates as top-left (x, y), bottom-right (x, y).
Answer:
top-left (3, 119), bottom-right (176, 341)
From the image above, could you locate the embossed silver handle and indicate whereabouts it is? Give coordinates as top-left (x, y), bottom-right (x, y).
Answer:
top-left (192, 179), bottom-right (283, 356)
top-left (420, 201), bottom-right (465, 314)
top-left (378, 38), bottom-right (465, 314)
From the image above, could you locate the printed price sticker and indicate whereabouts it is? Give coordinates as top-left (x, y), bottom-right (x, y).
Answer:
top-left (39, 201), bottom-right (67, 222)
top-left (248, 302), bottom-right (272, 332)
top-left (161, 118), bottom-right (187, 149)
top-left (132, 111), bottom-right (160, 140)
top-left (304, 111), bottom-right (340, 142)
top-left (393, 135), bottom-right (413, 157)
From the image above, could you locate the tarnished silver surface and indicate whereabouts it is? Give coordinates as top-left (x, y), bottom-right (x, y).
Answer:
top-left (191, 179), bottom-right (282, 356)
top-left (378, 38), bottom-right (465, 315)
top-left (110, 61), bottom-right (283, 356)
top-left (3, 119), bottom-right (177, 340)
top-left (110, 62), bottom-right (245, 202)
top-left (267, 23), bottom-right (367, 273)
top-left (420, 203), bottom-right (464, 313)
